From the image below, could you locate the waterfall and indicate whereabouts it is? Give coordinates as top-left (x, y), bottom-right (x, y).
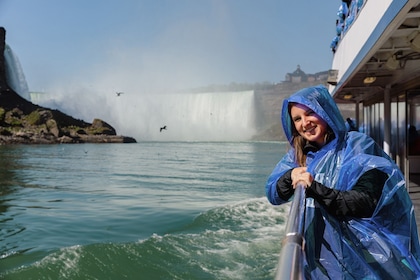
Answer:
top-left (111, 90), bottom-right (258, 141)
top-left (37, 89), bottom-right (258, 141)
top-left (4, 44), bottom-right (30, 101)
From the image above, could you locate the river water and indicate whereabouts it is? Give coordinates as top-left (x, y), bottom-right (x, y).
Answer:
top-left (0, 141), bottom-right (290, 279)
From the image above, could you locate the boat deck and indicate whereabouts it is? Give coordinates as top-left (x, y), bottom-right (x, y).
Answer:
top-left (409, 174), bottom-right (420, 234)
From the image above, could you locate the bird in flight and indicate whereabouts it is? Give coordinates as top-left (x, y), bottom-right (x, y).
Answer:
top-left (116, 92), bottom-right (124, 96)
top-left (160, 125), bottom-right (167, 132)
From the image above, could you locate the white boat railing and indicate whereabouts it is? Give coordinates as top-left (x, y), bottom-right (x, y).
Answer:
top-left (274, 182), bottom-right (306, 280)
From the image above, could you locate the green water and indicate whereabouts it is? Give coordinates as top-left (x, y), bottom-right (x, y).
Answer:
top-left (0, 141), bottom-right (289, 279)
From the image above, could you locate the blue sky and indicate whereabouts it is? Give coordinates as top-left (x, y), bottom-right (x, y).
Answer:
top-left (1, 0), bottom-right (339, 93)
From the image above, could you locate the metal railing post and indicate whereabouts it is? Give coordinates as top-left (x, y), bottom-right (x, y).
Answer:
top-left (274, 182), bottom-right (306, 280)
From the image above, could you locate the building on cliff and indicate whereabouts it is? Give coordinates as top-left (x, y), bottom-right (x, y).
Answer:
top-left (284, 65), bottom-right (329, 84)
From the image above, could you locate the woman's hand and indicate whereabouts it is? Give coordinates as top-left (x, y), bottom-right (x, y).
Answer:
top-left (291, 167), bottom-right (313, 189)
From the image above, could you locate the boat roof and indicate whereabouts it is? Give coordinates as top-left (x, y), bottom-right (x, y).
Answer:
top-left (330, 0), bottom-right (420, 104)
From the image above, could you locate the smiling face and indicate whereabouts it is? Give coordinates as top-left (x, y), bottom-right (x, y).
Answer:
top-left (290, 103), bottom-right (329, 147)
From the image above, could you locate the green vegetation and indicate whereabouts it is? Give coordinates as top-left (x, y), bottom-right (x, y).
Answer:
top-left (0, 108), bottom-right (5, 122)
top-left (26, 110), bottom-right (41, 125)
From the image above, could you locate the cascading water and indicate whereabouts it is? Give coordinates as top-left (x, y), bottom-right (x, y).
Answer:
top-left (37, 89), bottom-right (258, 141)
top-left (111, 91), bottom-right (258, 141)
top-left (4, 44), bottom-right (30, 101)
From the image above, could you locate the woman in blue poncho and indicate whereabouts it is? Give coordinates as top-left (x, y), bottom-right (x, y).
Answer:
top-left (266, 85), bottom-right (420, 279)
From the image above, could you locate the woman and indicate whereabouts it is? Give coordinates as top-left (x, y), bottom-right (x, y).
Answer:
top-left (266, 85), bottom-right (420, 279)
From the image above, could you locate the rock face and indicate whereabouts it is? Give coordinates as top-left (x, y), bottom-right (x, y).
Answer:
top-left (0, 27), bottom-right (136, 144)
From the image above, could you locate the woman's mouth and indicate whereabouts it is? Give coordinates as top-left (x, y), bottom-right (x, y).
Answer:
top-left (303, 126), bottom-right (316, 133)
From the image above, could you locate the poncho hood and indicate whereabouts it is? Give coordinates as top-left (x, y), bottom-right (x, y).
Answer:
top-left (281, 84), bottom-right (347, 145)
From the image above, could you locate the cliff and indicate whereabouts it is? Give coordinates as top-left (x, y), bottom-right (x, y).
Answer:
top-left (0, 27), bottom-right (136, 144)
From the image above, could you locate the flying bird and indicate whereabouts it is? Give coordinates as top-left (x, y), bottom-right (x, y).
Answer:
top-left (116, 92), bottom-right (124, 96)
top-left (160, 125), bottom-right (167, 132)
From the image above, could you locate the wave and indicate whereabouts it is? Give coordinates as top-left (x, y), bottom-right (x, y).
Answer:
top-left (1, 198), bottom-right (289, 280)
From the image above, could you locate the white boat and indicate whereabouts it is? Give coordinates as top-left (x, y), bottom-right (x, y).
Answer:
top-left (329, 0), bottom-right (420, 185)
top-left (275, 1), bottom-right (420, 279)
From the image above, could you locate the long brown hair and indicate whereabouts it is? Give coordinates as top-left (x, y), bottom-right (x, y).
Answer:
top-left (291, 130), bottom-right (307, 167)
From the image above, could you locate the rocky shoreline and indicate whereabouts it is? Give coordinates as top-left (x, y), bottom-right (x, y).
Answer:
top-left (0, 27), bottom-right (136, 144)
top-left (0, 134), bottom-right (137, 145)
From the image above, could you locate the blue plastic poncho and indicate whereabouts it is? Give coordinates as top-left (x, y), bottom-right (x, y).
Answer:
top-left (266, 85), bottom-right (420, 279)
